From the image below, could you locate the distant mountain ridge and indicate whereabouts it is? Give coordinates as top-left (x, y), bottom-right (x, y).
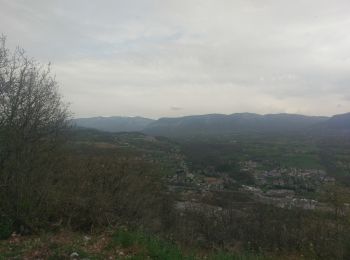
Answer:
top-left (72, 116), bottom-right (154, 132)
top-left (143, 113), bottom-right (329, 136)
top-left (72, 112), bottom-right (350, 137)
top-left (321, 113), bottom-right (350, 129)
top-left (313, 113), bottom-right (350, 136)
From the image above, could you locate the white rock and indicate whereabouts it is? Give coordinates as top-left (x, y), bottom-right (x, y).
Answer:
top-left (70, 252), bottom-right (79, 258)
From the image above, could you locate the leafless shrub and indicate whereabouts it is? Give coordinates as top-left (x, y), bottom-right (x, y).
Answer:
top-left (0, 35), bottom-right (69, 231)
top-left (47, 155), bottom-right (173, 232)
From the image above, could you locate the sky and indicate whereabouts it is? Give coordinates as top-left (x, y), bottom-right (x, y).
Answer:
top-left (1, 0), bottom-right (350, 118)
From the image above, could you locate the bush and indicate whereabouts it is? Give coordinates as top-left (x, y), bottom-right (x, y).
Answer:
top-left (0, 216), bottom-right (13, 239)
top-left (0, 35), bottom-right (69, 233)
top-left (46, 155), bottom-right (173, 232)
top-left (0, 37), bottom-right (173, 235)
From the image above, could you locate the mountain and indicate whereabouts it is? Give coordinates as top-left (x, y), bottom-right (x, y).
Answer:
top-left (314, 113), bottom-right (350, 135)
top-left (72, 113), bottom-right (350, 137)
top-left (72, 116), bottom-right (154, 132)
top-left (322, 113), bottom-right (350, 129)
top-left (142, 113), bottom-right (329, 137)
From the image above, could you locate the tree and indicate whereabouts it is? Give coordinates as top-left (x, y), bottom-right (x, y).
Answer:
top-left (0, 35), bottom-right (69, 231)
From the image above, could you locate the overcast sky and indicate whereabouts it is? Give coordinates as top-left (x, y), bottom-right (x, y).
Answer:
top-left (1, 0), bottom-right (350, 118)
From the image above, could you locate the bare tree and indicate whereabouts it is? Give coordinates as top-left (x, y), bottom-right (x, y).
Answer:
top-left (0, 35), bottom-right (69, 230)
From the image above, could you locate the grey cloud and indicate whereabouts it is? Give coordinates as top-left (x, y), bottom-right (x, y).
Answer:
top-left (1, 0), bottom-right (350, 117)
top-left (170, 107), bottom-right (183, 111)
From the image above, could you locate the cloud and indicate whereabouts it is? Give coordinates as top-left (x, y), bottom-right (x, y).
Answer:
top-left (1, 0), bottom-right (350, 117)
top-left (170, 107), bottom-right (183, 111)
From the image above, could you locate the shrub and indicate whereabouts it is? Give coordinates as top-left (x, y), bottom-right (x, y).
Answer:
top-left (0, 35), bottom-right (69, 233)
top-left (47, 155), bottom-right (173, 232)
top-left (0, 215), bottom-right (13, 239)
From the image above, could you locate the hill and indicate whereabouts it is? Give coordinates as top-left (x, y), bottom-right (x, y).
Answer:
top-left (72, 116), bottom-right (154, 132)
top-left (143, 113), bottom-right (329, 137)
top-left (321, 112), bottom-right (350, 130)
top-left (71, 112), bottom-right (350, 137)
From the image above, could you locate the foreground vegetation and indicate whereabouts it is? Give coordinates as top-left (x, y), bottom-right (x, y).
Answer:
top-left (0, 228), bottom-right (279, 259)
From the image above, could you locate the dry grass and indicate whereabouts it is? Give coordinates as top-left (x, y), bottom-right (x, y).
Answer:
top-left (0, 229), bottom-right (276, 260)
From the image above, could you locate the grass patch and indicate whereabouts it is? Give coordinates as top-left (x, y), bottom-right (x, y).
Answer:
top-left (208, 251), bottom-right (268, 260)
top-left (110, 229), bottom-right (269, 260)
top-left (111, 229), bottom-right (191, 259)
top-left (0, 230), bottom-right (271, 259)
